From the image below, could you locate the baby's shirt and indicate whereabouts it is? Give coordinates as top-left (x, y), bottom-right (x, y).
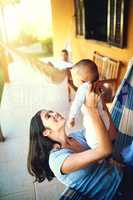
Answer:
top-left (69, 82), bottom-right (91, 119)
top-left (81, 100), bottom-right (110, 148)
top-left (69, 81), bottom-right (110, 149)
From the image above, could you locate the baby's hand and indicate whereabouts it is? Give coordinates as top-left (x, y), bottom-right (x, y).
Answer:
top-left (67, 118), bottom-right (75, 128)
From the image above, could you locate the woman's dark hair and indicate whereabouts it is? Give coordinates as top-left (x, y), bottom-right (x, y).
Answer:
top-left (27, 110), bottom-right (58, 183)
top-left (74, 59), bottom-right (99, 82)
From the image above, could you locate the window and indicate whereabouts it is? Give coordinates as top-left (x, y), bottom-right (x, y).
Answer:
top-left (74, 0), bottom-right (85, 36)
top-left (84, 0), bottom-right (108, 41)
top-left (74, 0), bottom-right (129, 48)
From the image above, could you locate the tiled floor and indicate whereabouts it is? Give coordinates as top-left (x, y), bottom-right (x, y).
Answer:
top-left (0, 60), bottom-right (82, 200)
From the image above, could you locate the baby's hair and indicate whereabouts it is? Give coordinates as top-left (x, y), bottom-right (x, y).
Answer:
top-left (74, 59), bottom-right (99, 82)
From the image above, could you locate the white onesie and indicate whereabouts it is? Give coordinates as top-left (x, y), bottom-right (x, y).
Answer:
top-left (69, 82), bottom-right (110, 149)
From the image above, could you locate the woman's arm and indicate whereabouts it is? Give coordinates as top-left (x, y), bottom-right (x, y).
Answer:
top-left (61, 106), bottom-right (112, 174)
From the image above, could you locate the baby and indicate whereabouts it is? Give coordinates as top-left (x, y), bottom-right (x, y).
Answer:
top-left (67, 59), bottom-right (117, 149)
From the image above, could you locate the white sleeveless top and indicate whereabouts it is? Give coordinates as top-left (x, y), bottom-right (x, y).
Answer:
top-left (81, 98), bottom-right (110, 149)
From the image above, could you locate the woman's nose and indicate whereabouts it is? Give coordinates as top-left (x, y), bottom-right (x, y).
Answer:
top-left (51, 112), bottom-right (57, 118)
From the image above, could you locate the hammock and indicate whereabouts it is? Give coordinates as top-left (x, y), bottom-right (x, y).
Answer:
top-left (111, 58), bottom-right (133, 162)
top-left (58, 58), bottom-right (133, 200)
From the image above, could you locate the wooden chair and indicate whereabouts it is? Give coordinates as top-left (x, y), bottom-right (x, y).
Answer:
top-left (93, 51), bottom-right (121, 102)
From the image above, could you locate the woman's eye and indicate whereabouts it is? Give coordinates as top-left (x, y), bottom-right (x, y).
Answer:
top-left (45, 113), bottom-right (50, 119)
top-left (47, 114), bottom-right (51, 118)
top-left (45, 111), bottom-right (53, 119)
top-left (81, 80), bottom-right (86, 83)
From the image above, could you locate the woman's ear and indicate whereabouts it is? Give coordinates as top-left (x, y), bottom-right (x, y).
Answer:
top-left (43, 129), bottom-right (51, 137)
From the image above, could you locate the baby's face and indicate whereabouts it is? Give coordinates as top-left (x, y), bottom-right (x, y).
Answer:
top-left (71, 67), bottom-right (91, 87)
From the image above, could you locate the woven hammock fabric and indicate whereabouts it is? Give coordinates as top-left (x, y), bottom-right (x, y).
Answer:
top-left (111, 59), bottom-right (133, 162)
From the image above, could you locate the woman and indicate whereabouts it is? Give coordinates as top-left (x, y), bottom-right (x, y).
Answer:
top-left (27, 92), bottom-right (133, 200)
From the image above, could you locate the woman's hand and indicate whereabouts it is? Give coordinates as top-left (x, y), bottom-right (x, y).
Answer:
top-left (85, 91), bottom-right (100, 109)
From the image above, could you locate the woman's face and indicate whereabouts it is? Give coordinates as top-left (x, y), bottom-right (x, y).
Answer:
top-left (40, 110), bottom-right (65, 132)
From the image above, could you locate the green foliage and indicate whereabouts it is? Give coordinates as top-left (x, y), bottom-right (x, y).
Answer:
top-left (10, 34), bottom-right (53, 57)
top-left (0, 0), bottom-right (20, 6)
top-left (21, 34), bottom-right (37, 46)
top-left (10, 31), bottom-right (38, 47)
top-left (41, 37), bottom-right (53, 57)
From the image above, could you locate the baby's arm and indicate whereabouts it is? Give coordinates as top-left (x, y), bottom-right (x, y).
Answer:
top-left (69, 82), bottom-right (90, 118)
top-left (68, 82), bottom-right (91, 127)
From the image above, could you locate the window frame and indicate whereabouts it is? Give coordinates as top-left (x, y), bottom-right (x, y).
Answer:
top-left (74, 0), bottom-right (129, 48)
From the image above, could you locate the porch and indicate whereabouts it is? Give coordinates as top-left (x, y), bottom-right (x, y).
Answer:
top-left (0, 0), bottom-right (133, 199)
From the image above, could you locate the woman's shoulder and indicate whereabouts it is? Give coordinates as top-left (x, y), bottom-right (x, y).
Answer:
top-left (49, 130), bottom-right (86, 163)
top-left (70, 129), bottom-right (89, 149)
top-left (49, 148), bottom-right (73, 175)
top-left (49, 130), bottom-right (89, 175)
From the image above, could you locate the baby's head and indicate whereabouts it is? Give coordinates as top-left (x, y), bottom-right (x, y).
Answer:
top-left (71, 59), bottom-right (99, 87)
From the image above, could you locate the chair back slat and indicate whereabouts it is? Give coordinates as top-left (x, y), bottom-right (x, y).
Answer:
top-left (93, 51), bottom-right (121, 101)
top-left (93, 51), bottom-right (120, 80)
